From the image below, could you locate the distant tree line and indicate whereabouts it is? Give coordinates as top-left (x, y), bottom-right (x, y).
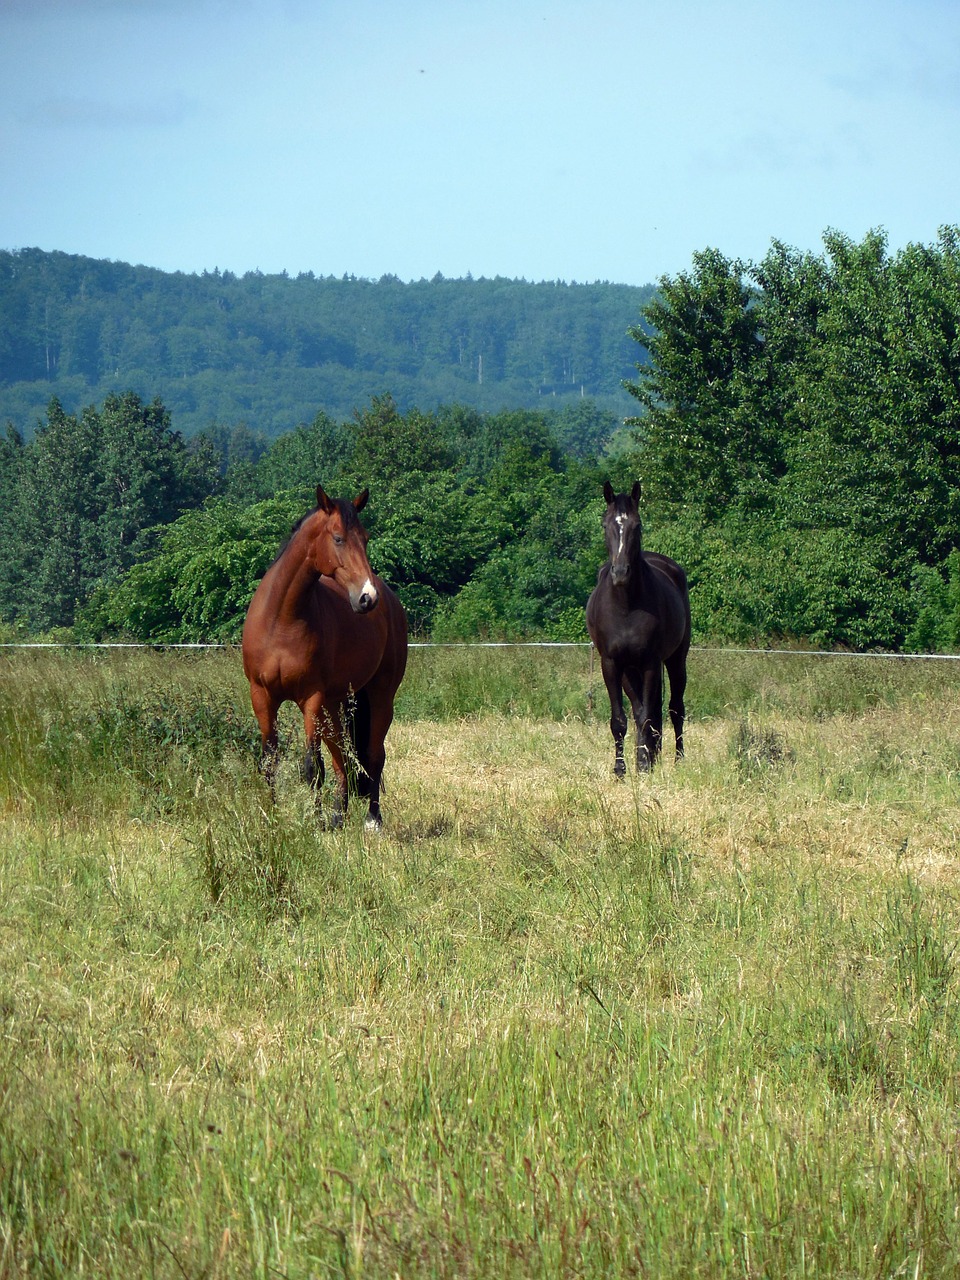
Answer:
top-left (0, 249), bottom-right (652, 438)
top-left (2, 228), bottom-right (958, 651)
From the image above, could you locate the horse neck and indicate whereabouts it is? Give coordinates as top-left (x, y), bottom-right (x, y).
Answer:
top-left (264, 520), bottom-right (323, 620)
top-left (611, 548), bottom-right (652, 605)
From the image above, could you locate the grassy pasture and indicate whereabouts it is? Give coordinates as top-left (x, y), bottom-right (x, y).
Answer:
top-left (2, 645), bottom-right (960, 1277)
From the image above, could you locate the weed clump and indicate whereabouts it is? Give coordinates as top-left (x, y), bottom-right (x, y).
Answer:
top-left (731, 718), bottom-right (793, 777)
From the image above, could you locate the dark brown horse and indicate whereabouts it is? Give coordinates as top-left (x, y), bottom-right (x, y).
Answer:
top-left (586, 481), bottom-right (690, 775)
top-left (241, 485), bottom-right (408, 829)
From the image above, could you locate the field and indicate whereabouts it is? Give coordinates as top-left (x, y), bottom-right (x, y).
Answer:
top-left (2, 645), bottom-right (960, 1278)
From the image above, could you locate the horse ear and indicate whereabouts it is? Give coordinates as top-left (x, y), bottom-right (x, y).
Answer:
top-left (603, 480), bottom-right (615, 505)
top-left (316, 485), bottom-right (335, 513)
top-left (631, 480), bottom-right (642, 504)
top-left (353, 488), bottom-right (369, 513)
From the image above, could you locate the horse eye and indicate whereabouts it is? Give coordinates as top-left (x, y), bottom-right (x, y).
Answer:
top-left (333, 534), bottom-right (344, 546)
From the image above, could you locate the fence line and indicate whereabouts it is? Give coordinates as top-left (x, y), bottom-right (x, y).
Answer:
top-left (2, 641), bottom-right (960, 661)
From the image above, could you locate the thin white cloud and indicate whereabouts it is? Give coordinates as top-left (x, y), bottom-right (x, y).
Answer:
top-left (19, 93), bottom-right (200, 130)
top-left (833, 55), bottom-right (960, 110)
top-left (694, 126), bottom-right (868, 178)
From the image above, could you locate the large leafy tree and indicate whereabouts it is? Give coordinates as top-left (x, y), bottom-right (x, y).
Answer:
top-left (341, 395), bottom-right (490, 629)
top-left (243, 409), bottom-right (352, 503)
top-left (79, 495), bottom-right (304, 642)
top-left (625, 248), bottom-right (776, 517)
top-left (789, 230), bottom-right (960, 565)
top-left (627, 228), bottom-right (960, 648)
top-left (0, 426), bottom-right (27, 624)
top-left (432, 460), bottom-right (606, 642)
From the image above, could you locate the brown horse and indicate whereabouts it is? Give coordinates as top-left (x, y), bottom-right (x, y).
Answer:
top-left (241, 485), bottom-right (408, 829)
top-left (586, 481), bottom-right (690, 775)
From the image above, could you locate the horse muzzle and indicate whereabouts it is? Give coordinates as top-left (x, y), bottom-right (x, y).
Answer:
top-left (611, 563), bottom-right (631, 586)
top-left (351, 580), bottom-right (380, 613)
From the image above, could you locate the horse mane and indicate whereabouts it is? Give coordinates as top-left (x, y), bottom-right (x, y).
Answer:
top-left (269, 496), bottom-right (362, 569)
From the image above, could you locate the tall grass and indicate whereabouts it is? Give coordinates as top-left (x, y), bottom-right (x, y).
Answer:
top-left (2, 647), bottom-right (960, 1276)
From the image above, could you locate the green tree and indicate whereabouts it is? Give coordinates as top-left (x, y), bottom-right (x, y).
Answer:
top-left (779, 230), bottom-right (960, 612)
top-left (247, 409), bottom-right (352, 502)
top-left (904, 551), bottom-right (960, 652)
top-left (9, 393), bottom-right (218, 630)
top-left (341, 396), bottom-right (488, 629)
top-left (433, 462), bottom-right (604, 641)
top-left (548, 399), bottom-right (621, 459)
top-left (0, 426), bottom-right (27, 624)
top-left (625, 248), bottom-right (774, 517)
top-left (626, 229), bottom-right (960, 648)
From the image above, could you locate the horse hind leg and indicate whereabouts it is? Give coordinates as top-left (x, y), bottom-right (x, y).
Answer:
top-left (322, 729), bottom-right (350, 830)
top-left (627, 666), bottom-right (663, 773)
top-left (301, 735), bottom-right (325, 792)
top-left (665, 648), bottom-right (688, 761)
top-left (350, 684), bottom-right (398, 832)
top-left (343, 689), bottom-right (373, 800)
top-left (600, 657), bottom-right (628, 778)
top-left (303, 698), bottom-right (348, 829)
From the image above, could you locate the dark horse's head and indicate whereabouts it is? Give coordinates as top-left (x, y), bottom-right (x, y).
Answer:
top-left (306, 484), bottom-right (380, 613)
top-left (602, 480), bottom-right (643, 587)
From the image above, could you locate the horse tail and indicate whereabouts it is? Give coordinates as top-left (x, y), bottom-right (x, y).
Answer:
top-left (348, 687), bottom-right (373, 797)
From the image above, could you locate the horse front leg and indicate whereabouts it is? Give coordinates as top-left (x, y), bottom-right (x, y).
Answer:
top-left (250, 683), bottom-right (280, 798)
top-left (600, 658), bottom-right (628, 778)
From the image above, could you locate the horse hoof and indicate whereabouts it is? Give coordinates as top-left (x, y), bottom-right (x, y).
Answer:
top-left (614, 763), bottom-right (626, 780)
top-left (365, 815), bottom-right (383, 834)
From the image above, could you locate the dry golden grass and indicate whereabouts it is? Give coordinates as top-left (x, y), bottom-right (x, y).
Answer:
top-left (383, 704), bottom-right (960, 883)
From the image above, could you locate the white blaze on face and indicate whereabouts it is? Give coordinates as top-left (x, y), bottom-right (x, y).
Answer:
top-left (615, 514), bottom-right (628, 557)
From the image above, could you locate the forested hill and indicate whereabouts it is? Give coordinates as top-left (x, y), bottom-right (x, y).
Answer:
top-left (0, 248), bottom-right (655, 439)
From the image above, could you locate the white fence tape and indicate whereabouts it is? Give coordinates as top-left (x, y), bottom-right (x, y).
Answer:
top-left (1, 642), bottom-right (960, 660)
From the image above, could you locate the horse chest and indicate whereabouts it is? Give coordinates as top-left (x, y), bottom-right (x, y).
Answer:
top-left (607, 627), bottom-right (659, 665)
top-left (595, 599), bottom-right (661, 652)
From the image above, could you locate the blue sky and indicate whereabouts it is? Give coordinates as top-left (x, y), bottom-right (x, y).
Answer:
top-left (1, 0), bottom-right (959, 286)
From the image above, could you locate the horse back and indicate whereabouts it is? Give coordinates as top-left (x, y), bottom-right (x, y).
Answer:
top-left (643, 551), bottom-right (688, 598)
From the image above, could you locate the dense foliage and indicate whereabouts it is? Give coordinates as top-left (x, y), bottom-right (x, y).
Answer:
top-left (0, 249), bottom-right (650, 438)
top-left (3, 228), bottom-right (960, 651)
top-left (626, 228), bottom-right (960, 650)
top-left (2, 392), bottom-right (620, 640)
top-left (0, 392), bottom-right (219, 632)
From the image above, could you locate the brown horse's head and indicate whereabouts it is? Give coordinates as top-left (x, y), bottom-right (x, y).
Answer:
top-left (602, 480), bottom-right (643, 586)
top-left (308, 485), bottom-right (380, 613)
